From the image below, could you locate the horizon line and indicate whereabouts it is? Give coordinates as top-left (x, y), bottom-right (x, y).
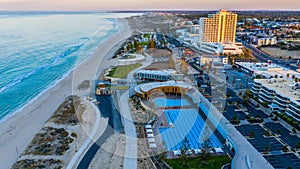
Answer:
top-left (1, 9), bottom-right (300, 13)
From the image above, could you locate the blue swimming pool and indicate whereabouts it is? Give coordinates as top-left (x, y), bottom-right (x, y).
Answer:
top-left (159, 109), bottom-right (223, 151)
top-left (153, 98), bottom-right (190, 107)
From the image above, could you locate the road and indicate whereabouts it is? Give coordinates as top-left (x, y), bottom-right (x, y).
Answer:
top-left (242, 41), bottom-right (298, 71)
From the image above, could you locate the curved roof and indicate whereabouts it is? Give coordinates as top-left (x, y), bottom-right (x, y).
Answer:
top-left (135, 80), bottom-right (191, 94)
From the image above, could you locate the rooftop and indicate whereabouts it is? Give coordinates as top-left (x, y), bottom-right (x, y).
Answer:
top-left (254, 78), bottom-right (300, 102)
top-left (236, 62), bottom-right (283, 71)
top-left (136, 69), bottom-right (177, 77)
top-left (135, 80), bottom-right (191, 94)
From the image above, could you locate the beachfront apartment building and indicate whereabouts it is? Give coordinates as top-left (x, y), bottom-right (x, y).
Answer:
top-left (199, 10), bottom-right (237, 43)
top-left (251, 78), bottom-right (300, 122)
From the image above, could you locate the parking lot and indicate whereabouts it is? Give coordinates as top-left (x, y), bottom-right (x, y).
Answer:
top-left (236, 124), bottom-right (284, 152)
top-left (189, 59), bottom-right (300, 169)
top-left (264, 153), bottom-right (300, 169)
top-left (265, 122), bottom-right (300, 149)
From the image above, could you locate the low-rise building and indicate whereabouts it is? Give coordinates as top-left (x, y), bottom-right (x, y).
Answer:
top-left (135, 81), bottom-right (192, 99)
top-left (251, 78), bottom-right (300, 122)
top-left (200, 55), bottom-right (228, 65)
top-left (135, 69), bottom-right (183, 81)
top-left (195, 42), bottom-right (243, 55)
top-left (235, 62), bottom-right (300, 79)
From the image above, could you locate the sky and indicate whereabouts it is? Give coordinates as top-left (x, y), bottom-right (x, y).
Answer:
top-left (0, 0), bottom-right (299, 11)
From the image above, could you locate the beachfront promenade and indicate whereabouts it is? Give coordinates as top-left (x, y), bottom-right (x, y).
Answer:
top-left (119, 54), bottom-right (153, 169)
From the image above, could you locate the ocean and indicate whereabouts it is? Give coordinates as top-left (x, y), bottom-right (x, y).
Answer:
top-left (0, 12), bottom-right (137, 120)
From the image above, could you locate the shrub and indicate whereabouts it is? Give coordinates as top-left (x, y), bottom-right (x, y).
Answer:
top-left (71, 132), bottom-right (77, 138)
top-left (282, 145), bottom-right (288, 152)
top-left (292, 128), bottom-right (297, 134)
top-left (249, 131), bottom-right (255, 138)
top-left (276, 129), bottom-right (281, 134)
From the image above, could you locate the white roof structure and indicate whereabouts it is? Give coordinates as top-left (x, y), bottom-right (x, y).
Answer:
top-left (147, 133), bottom-right (154, 138)
top-left (194, 149), bottom-right (202, 154)
top-left (236, 62), bottom-right (300, 80)
top-left (147, 138), bottom-right (156, 143)
top-left (145, 125), bottom-right (152, 129)
top-left (146, 129), bottom-right (153, 133)
top-left (235, 62), bottom-right (283, 71)
top-left (136, 69), bottom-right (174, 77)
top-left (135, 80), bottom-right (192, 94)
top-left (173, 150), bottom-right (181, 156)
top-left (149, 143), bottom-right (157, 148)
top-left (254, 78), bottom-right (300, 101)
top-left (215, 147), bottom-right (224, 153)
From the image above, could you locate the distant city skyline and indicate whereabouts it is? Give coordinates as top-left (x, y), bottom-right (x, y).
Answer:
top-left (0, 0), bottom-right (300, 11)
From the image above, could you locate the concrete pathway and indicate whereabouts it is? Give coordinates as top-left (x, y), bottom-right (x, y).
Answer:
top-left (119, 55), bottom-right (153, 169)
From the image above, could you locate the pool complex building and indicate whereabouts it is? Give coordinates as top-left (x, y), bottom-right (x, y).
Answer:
top-left (152, 98), bottom-right (190, 108)
top-left (159, 109), bottom-right (223, 151)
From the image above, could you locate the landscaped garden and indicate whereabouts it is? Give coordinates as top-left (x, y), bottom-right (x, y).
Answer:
top-left (107, 63), bottom-right (142, 79)
top-left (165, 155), bottom-right (231, 169)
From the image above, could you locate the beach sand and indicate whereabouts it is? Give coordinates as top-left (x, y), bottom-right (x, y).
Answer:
top-left (0, 18), bottom-right (132, 168)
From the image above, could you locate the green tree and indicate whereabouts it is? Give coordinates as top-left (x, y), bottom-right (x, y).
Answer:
top-left (180, 137), bottom-right (191, 167)
top-left (282, 145), bottom-right (288, 152)
top-left (249, 131), bottom-right (255, 138)
top-left (265, 144), bottom-right (271, 153)
top-left (265, 129), bottom-right (272, 137)
top-left (292, 128), bottom-right (297, 134)
top-left (200, 127), bottom-right (212, 164)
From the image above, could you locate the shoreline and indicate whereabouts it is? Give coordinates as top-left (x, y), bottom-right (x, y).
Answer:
top-left (0, 18), bottom-right (132, 168)
top-left (0, 17), bottom-right (119, 124)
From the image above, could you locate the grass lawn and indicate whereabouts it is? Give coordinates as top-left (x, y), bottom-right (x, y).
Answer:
top-left (144, 34), bottom-right (151, 39)
top-left (123, 55), bottom-right (136, 59)
top-left (107, 63), bottom-right (142, 79)
top-left (137, 41), bottom-right (150, 46)
top-left (165, 155), bottom-right (231, 169)
top-left (110, 86), bottom-right (129, 90)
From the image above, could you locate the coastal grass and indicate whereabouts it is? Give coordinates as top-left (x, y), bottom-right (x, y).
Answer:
top-left (24, 126), bottom-right (73, 156)
top-left (48, 95), bottom-right (80, 125)
top-left (107, 63), bottom-right (142, 79)
top-left (165, 155), bottom-right (231, 169)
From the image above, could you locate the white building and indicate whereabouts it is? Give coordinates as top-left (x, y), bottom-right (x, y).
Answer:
top-left (235, 62), bottom-right (300, 79)
top-left (195, 42), bottom-right (243, 55)
top-left (251, 78), bottom-right (300, 122)
top-left (135, 69), bottom-right (183, 81)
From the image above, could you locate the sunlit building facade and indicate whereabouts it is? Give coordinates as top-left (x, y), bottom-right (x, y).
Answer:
top-left (199, 10), bottom-right (237, 43)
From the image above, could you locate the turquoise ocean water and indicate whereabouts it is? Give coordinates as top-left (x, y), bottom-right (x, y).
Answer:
top-left (0, 12), bottom-right (133, 120)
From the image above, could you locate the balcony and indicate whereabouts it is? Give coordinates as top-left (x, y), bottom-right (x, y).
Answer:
top-left (258, 95), bottom-right (272, 103)
top-left (252, 82), bottom-right (261, 88)
top-left (274, 99), bottom-right (288, 107)
top-left (250, 88), bottom-right (259, 94)
top-left (258, 92), bottom-right (274, 100)
top-left (261, 87), bottom-right (275, 95)
top-left (289, 103), bottom-right (300, 111)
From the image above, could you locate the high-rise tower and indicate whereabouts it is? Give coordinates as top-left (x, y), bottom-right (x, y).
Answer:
top-left (199, 10), bottom-right (237, 43)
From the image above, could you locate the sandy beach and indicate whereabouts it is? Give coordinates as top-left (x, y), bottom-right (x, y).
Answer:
top-left (0, 18), bottom-right (132, 168)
